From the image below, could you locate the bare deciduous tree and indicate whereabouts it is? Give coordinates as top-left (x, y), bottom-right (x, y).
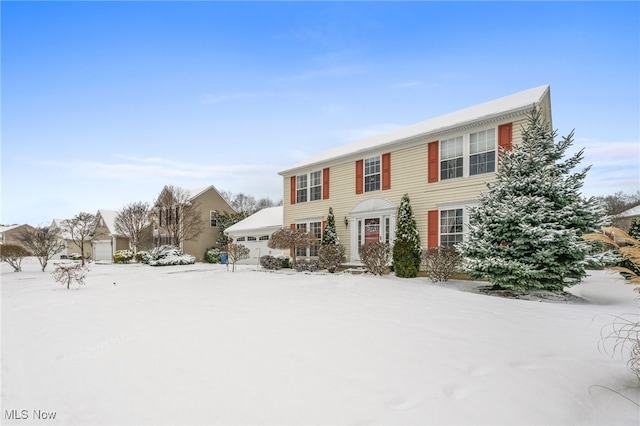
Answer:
top-left (267, 228), bottom-right (316, 269)
top-left (114, 201), bottom-right (150, 253)
top-left (61, 212), bottom-right (96, 266)
top-left (19, 225), bottom-right (65, 271)
top-left (154, 185), bottom-right (204, 248)
top-left (0, 244), bottom-right (32, 272)
top-left (52, 263), bottom-right (89, 289)
top-left (225, 243), bottom-right (250, 272)
top-left (596, 191), bottom-right (640, 216)
top-left (221, 190), bottom-right (282, 216)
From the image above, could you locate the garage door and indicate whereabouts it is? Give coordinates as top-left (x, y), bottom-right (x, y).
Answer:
top-left (93, 240), bottom-right (112, 262)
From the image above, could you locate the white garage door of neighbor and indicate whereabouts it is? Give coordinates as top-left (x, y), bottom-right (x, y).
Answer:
top-left (93, 240), bottom-right (112, 261)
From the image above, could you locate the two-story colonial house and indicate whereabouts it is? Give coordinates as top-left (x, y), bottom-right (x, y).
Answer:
top-left (278, 85), bottom-right (552, 263)
top-left (152, 185), bottom-right (236, 261)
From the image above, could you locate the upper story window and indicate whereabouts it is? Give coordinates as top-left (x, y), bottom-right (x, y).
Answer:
top-left (470, 129), bottom-right (496, 175)
top-left (210, 211), bottom-right (217, 227)
top-left (310, 171), bottom-right (322, 201)
top-left (440, 136), bottom-right (463, 180)
top-left (296, 175), bottom-right (308, 203)
top-left (364, 156), bottom-right (381, 192)
top-left (296, 170), bottom-right (323, 203)
top-left (437, 127), bottom-right (499, 181)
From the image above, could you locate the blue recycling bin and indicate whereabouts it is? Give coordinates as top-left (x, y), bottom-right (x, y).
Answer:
top-left (220, 253), bottom-right (228, 265)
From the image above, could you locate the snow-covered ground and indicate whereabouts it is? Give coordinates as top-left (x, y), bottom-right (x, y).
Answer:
top-left (2, 258), bottom-right (639, 425)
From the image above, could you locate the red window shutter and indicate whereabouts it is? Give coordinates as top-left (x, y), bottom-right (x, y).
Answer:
top-left (323, 168), bottom-right (330, 200)
top-left (382, 153), bottom-right (391, 190)
top-left (427, 210), bottom-right (439, 248)
top-left (498, 123), bottom-right (513, 166)
top-left (355, 160), bottom-right (364, 194)
top-left (290, 176), bottom-right (296, 205)
top-left (428, 141), bottom-right (439, 183)
top-left (290, 223), bottom-right (296, 229)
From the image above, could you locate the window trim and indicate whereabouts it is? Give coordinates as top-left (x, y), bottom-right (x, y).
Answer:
top-left (210, 210), bottom-right (218, 227)
top-left (437, 125), bottom-right (499, 181)
top-left (295, 170), bottom-right (324, 203)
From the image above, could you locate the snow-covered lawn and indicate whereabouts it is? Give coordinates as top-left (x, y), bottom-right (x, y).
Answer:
top-left (2, 258), bottom-right (639, 425)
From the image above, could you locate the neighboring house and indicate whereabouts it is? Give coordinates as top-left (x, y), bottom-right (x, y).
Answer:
top-left (0, 224), bottom-right (36, 249)
top-left (91, 210), bottom-right (131, 262)
top-left (50, 219), bottom-right (92, 259)
top-left (614, 204), bottom-right (640, 231)
top-left (278, 85), bottom-right (553, 263)
top-left (153, 185), bottom-right (236, 262)
top-left (225, 206), bottom-right (286, 264)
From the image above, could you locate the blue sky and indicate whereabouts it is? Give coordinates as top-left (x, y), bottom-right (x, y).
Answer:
top-left (2, 1), bottom-right (638, 226)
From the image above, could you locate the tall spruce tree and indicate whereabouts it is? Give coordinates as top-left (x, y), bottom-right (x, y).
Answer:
top-left (393, 193), bottom-right (422, 278)
top-left (322, 207), bottom-right (339, 245)
top-left (460, 110), bottom-right (606, 291)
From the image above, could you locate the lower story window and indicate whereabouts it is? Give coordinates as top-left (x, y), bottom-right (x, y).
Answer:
top-left (296, 221), bottom-right (322, 256)
top-left (440, 209), bottom-right (463, 246)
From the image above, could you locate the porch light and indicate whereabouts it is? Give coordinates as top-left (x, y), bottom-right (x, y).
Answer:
top-left (344, 216), bottom-right (349, 227)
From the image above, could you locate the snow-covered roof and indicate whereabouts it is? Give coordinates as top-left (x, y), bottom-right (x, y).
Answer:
top-left (617, 204), bottom-right (640, 218)
top-left (0, 224), bottom-right (22, 233)
top-left (225, 206), bottom-right (283, 234)
top-left (52, 219), bottom-right (73, 240)
top-left (279, 85), bottom-right (550, 174)
top-left (188, 186), bottom-right (213, 200)
top-left (96, 209), bottom-right (118, 235)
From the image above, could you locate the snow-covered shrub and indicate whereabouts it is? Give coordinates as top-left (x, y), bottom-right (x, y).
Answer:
top-left (393, 194), bottom-right (422, 278)
top-left (359, 242), bottom-right (391, 275)
top-left (0, 243), bottom-right (31, 272)
top-left (584, 249), bottom-right (622, 269)
top-left (279, 256), bottom-right (292, 269)
top-left (318, 244), bottom-right (345, 273)
top-left (113, 249), bottom-right (134, 264)
top-left (260, 255), bottom-right (282, 270)
top-left (321, 207), bottom-right (339, 245)
top-left (135, 251), bottom-right (151, 264)
top-left (423, 246), bottom-right (462, 282)
top-left (147, 245), bottom-right (196, 266)
top-left (52, 262), bottom-right (89, 289)
top-left (294, 258), bottom-right (320, 272)
top-left (205, 247), bottom-right (221, 264)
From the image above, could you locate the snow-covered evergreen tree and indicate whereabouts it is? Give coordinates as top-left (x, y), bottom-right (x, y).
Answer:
top-left (322, 207), bottom-right (339, 245)
top-left (628, 219), bottom-right (640, 239)
top-left (393, 193), bottom-right (422, 278)
top-left (460, 110), bottom-right (606, 291)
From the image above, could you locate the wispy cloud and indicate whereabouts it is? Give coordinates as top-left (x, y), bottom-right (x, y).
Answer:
top-left (570, 139), bottom-right (640, 196)
top-left (40, 157), bottom-right (278, 182)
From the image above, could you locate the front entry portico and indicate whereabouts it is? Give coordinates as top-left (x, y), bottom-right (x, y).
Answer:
top-left (348, 198), bottom-right (397, 262)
